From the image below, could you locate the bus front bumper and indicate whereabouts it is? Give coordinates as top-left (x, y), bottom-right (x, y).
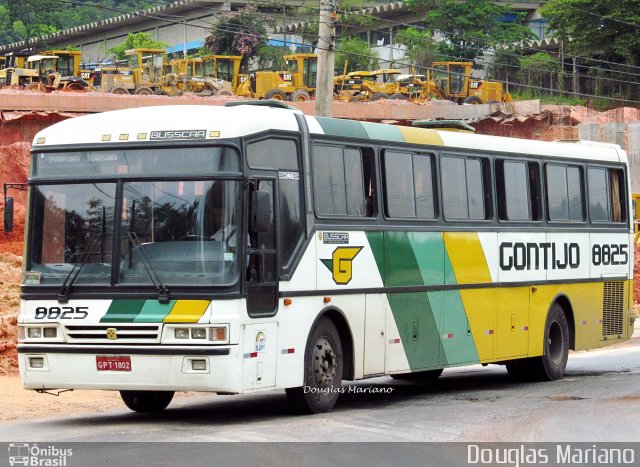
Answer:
top-left (18, 344), bottom-right (242, 393)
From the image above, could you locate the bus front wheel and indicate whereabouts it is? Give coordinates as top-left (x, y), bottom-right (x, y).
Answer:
top-left (506, 303), bottom-right (569, 381)
top-left (120, 390), bottom-right (174, 413)
top-left (286, 317), bottom-right (343, 414)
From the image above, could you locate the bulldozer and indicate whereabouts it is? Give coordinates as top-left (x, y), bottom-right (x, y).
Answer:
top-left (236, 53), bottom-right (317, 101)
top-left (201, 55), bottom-right (242, 93)
top-left (25, 50), bottom-right (91, 91)
top-left (429, 61), bottom-right (512, 104)
top-left (164, 58), bottom-right (232, 96)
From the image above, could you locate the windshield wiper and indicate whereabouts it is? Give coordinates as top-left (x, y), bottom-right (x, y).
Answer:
top-left (127, 231), bottom-right (171, 304)
top-left (58, 232), bottom-right (102, 303)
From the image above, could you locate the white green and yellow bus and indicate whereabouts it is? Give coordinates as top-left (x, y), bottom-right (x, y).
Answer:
top-left (12, 102), bottom-right (634, 414)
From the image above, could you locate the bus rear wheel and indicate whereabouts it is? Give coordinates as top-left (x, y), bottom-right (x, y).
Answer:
top-left (506, 303), bottom-right (569, 382)
top-left (120, 390), bottom-right (174, 413)
top-left (286, 317), bottom-right (343, 414)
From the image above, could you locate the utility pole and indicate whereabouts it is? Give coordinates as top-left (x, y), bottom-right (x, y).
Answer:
top-left (316, 0), bottom-right (336, 117)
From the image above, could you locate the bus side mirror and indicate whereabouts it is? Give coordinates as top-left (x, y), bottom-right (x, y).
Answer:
top-left (250, 190), bottom-right (272, 233)
top-left (4, 197), bottom-right (14, 232)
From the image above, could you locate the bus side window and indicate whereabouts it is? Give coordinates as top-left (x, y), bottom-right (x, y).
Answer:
top-left (587, 166), bottom-right (626, 223)
top-left (312, 143), bottom-right (375, 218)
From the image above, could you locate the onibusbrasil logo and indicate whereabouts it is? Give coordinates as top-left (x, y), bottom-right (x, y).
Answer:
top-left (8, 443), bottom-right (73, 466)
top-left (321, 246), bottom-right (363, 285)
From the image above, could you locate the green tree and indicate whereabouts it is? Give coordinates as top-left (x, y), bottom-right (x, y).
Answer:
top-left (335, 36), bottom-right (378, 73)
top-left (109, 32), bottom-right (168, 60)
top-left (395, 27), bottom-right (440, 70)
top-left (406, 0), bottom-right (535, 62)
top-left (519, 52), bottom-right (561, 92)
top-left (541, 0), bottom-right (640, 66)
top-left (203, 4), bottom-right (271, 70)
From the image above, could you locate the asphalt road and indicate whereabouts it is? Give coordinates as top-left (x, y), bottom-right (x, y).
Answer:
top-left (2, 342), bottom-right (639, 444)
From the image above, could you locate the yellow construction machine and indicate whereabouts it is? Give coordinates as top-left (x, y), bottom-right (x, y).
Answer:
top-left (334, 68), bottom-right (404, 101)
top-left (164, 58), bottom-right (232, 96)
top-left (236, 53), bottom-right (317, 101)
top-left (430, 61), bottom-right (512, 104)
top-left (0, 51), bottom-right (36, 87)
top-left (201, 55), bottom-right (243, 93)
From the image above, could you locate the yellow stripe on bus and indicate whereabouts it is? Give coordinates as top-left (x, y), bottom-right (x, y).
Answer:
top-left (443, 232), bottom-right (494, 362)
top-left (163, 300), bottom-right (210, 323)
top-left (397, 126), bottom-right (444, 146)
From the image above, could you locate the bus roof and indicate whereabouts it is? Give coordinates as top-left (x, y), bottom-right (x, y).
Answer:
top-left (32, 105), bottom-right (626, 164)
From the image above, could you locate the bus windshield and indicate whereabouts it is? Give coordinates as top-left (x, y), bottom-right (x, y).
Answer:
top-left (27, 147), bottom-right (242, 289)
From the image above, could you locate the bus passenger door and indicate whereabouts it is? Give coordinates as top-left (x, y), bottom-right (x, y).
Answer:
top-left (246, 179), bottom-right (279, 318)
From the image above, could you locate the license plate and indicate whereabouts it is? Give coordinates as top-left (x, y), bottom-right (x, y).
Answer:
top-left (96, 356), bottom-right (131, 371)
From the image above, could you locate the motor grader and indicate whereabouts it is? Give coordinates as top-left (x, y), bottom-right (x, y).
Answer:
top-left (201, 55), bottom-right (242, 93)
top-left (333, 68), bottom-right (404, 101)
top-left (24, 50), bottom-right (91, 92)
top-left (164, 58), bottom-right (232, 96)
top-left (93, 48), bottom-right (180, 95)
top-left (429, 61), bottom-right (512, 104)
top-left (236, 53), bottom-right (317, 101)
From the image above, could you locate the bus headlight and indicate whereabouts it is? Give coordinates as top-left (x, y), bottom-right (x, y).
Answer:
top-left (43, 328), bottom-right (57, 339)
top-left (191, 328), bottom-right (207, 339)
top-left (27, 327), bottom-right (42, 339)
top-left (174, 328), bottom-right (190, 339)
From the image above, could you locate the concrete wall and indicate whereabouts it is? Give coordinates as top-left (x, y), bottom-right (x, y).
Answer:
top-left (579, 121), bottom-right (640, 192)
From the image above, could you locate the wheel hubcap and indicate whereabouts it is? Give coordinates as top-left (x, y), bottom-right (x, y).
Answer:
top-left (312, 337), bottom-right (337, 387)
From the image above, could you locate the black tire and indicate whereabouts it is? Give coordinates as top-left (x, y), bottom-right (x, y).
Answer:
top-left (391, 93), bottom-right (408, 100)
top-left (264, 89), bottom-right (287, 101)
top-left (289, 89), bottom-right (311, 102)
top-left (506, 303), bottom-right (569, 382)
top-left (390, 368), bottom-right (443, 381)
top-left (463, 95), bottom-right (483, 104)
top-left (120, 390), bottom-right (174, 413)
top-left (109, 86), bottom-right (129, 95)
top-left (286, 317), bottom-right (343, 414)
top-left (371, 92), bottom-right (389, 101)
top-left (135, 86), bottom-right (154, 96)
top-left (26, 82), bottom-right (46, 92)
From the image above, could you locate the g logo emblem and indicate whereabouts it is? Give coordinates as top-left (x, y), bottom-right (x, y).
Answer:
top-left (321, 247), bottom-right (363, 285)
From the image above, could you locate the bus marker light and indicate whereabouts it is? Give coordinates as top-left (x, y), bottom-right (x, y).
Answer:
top-left (389, 338), bottom-right (401, 344)
top-left (101, 134), bottom-right (111, 142)
top-left (244, 352), bottom-right (258, 359)
top-left (209, 131), bottom-right (220, 138)
top-left (443, 333), bottom-right (454, 339)
top-left (137, 133), bottom-right (147, 140)
top-left (521, 326), bottom-right (529, 331)
top-left (485, 329), bottom-right (494, 335)
top-left (119, 134), bottom-right (129, 141)
top-left (281, 348), bottom-right (295, 354)
top-left (210, 327), bottom-right (227, 342)
top-left (283, 298), bottom-right (292, 306)
top-left (324, 297), bottom-right (331, 303)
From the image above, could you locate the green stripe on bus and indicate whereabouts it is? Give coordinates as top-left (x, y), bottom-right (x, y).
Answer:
top-left (100, 300), bottom-right (146, 323)
top-left (134, 300), bottom-right (177, 323)
top-left (315, 117), bottom-right (369, 139)
top-left (361, 121), bottom-right (405, 142)
top-left (383, 231), bottom-right (444, 369)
